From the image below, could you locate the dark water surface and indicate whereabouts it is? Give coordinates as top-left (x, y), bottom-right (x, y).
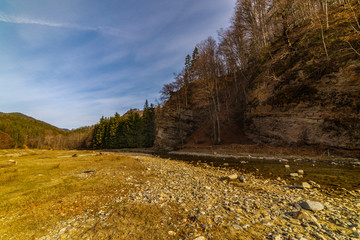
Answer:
top-left (162, 153), bottom-right (360, 194)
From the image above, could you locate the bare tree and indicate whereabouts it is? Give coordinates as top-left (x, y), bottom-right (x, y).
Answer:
top-left (193, 37), bottom-right (223, 144)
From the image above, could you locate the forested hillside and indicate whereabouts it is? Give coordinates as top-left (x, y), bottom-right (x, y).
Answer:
top-left (155, 0), bottom-right (360, 150)
top-left (0, 112), bottom-right (92, 149)
top-left (92, 101), bottom-right (156, 149)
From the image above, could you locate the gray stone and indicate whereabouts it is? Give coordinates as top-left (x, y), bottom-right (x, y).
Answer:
top-left (238, 175), bottom-right (246, 182)
top-left (298, 200), bottom-right (324, 211)
top-left (231, 224), bottom-right (242, 230)
top-left (295, 182), bottom-right (311, 189)
top-left (308, 180), bottom-right (320, 188)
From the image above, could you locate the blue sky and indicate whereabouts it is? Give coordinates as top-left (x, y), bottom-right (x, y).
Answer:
top-left (0, 0), bottom-right (236, 129)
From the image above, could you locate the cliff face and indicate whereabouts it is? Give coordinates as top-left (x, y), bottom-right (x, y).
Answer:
top-left (244, 16), bottom-right (360, 149)
top-left (154, 108), bottom-right (195, 151)
top-left (245, 62), bottom-right (360, 149)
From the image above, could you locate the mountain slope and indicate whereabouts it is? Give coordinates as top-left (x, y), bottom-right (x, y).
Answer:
top-left (0, 112), bottom-right (92, 149)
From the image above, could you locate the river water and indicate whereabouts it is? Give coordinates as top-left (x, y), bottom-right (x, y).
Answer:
top-left (162, 153), bottom-right (360, 194)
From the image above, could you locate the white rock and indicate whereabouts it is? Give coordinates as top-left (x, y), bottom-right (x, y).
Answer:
top-left (242, 224), bottom-right (250, 229)
top-left (227, 174), bottom-right (238, 181)
top-left (194, 236), bottom-right (206, 240)
top-left (290, 173), bottom-right (299, 177)
top-left (168, 231), bottom-right (176, 236)
top-left (285, 165), bottom-right (290, 168)
top-left (297, 170), bottom-right (304, 175)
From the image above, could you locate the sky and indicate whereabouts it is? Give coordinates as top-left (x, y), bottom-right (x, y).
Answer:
top-left (0, 0), bottom-right (236, 129)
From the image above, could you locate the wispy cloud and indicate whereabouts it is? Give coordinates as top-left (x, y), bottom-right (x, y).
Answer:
top-left (0, 12), bottom-right (131, 38)
top-left (0, 13), bottom-right (67, 28)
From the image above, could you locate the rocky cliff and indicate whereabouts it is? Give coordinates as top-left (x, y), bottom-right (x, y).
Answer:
top-left (244, 19), bottom-right (360, 149)
top-left (155, 1), bottom-right (360, 151)
top-left (154, 107), bottom-right (196, 151)
top-left (245, 62), bottom-right (360, 149)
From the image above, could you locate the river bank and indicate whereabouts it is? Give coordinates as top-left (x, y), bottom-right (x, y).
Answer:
top-left (38, 151), bottom-right (359, 240)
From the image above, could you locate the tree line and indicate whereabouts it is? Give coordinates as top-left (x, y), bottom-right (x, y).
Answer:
top-left (160, 0), bottom-right (359, 145)
top-left (92, 101), bottom-right (156, 149)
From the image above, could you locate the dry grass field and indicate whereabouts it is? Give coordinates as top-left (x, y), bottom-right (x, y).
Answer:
top-left (0, 150), bottom-right (173, 239)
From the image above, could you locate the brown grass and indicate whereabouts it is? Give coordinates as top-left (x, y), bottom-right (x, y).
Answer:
top-left (0, 150), bottom-right (147, 239)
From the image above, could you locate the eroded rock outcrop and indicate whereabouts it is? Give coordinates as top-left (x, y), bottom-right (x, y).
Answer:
top-left (154, 108), bottom-right (195, 151)
top-left (243, 14), bottom-right (360, 150)
top-left (245, 58), bottom-right (360, 149)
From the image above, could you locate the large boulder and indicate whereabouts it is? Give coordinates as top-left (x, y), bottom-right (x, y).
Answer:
top-left (298, 200), bottom-right (324, 211)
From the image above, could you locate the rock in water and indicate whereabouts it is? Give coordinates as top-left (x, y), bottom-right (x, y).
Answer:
top-left (297, 169), bottom-right (304, 175)
top-left (290, 173), bottom-right (299, 177)
top-left (298, 200), bottom-right (324, 211)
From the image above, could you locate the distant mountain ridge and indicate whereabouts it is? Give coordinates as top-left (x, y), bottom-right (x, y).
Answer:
top-left (0, 112), bottom-right (92, 149)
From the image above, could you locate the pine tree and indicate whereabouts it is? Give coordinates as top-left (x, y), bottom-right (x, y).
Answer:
top-left (141, 100), bottom-right (156, 147)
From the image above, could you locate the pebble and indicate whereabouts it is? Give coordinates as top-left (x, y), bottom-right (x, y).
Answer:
top-left (231, 224), bottom-right (242, 230)
top-left (194, 236), bottom-right (206, 240)
top-left (238, 175), bottom-right (246, 182)
top-left (294, 182), bottom-right (311, 189)
top-left (242, 224), bottom-right (250, 229)
top-left (308, 180), bottom-right (320, 188)
top-left (227, 174), bottom-right (238, 181)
